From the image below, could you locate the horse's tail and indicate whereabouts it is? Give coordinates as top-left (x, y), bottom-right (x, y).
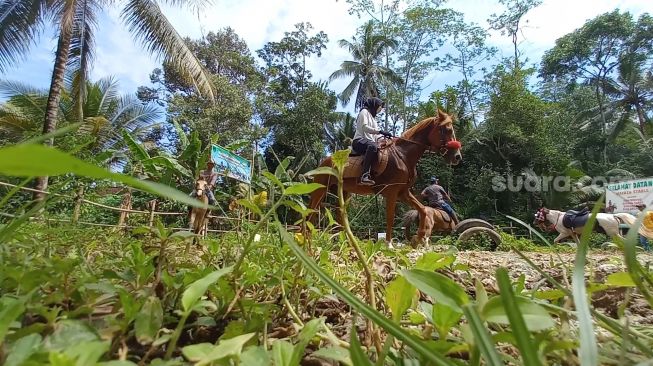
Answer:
top-left (614, 212), bottom-right (637, 226)
top-left (402, 209), bottom-right (419, 238)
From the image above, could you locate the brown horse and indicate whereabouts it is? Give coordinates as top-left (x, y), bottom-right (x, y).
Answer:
top-left (189, 178), bottom-right (210, 238)
top-left (402, 207), bottom-right (456, 245)
top-left (308, 110), bottom-right (462, 242)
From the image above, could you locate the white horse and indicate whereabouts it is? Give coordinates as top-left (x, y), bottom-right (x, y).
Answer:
top-left (534, 207), bottom-right (636, 244)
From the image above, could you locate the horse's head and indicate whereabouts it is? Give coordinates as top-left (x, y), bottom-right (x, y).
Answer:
top-left (195, 179), bottom-right (208, 197)
top-left (402, 109), bottom-right (462, 165)
top-left (533, 207), bottom-right (550, 229)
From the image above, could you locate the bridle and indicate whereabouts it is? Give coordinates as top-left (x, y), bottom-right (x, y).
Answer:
top-left (535, 208), bottom-right (560, 232)
top-left (195, 181), bottom-right (207, 198)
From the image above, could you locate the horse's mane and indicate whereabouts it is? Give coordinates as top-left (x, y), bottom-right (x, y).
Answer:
top-left (401, 113), bottom-right (451, 140)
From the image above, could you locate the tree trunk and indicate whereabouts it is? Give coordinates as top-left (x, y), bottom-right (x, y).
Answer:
top-left (34, 2), bottom-right (76, 201)
top-left (635, 102), bottom-right (647, 134)
top-left (594, 84), bottom-right (608, 165)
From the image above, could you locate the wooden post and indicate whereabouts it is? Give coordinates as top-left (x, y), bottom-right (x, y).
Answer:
top-left (148, 199), bottom-right (157, 227)
top-left (117, 188), bottom-right (132, 228)
top-left (71, 185), bottom-right (84, 224)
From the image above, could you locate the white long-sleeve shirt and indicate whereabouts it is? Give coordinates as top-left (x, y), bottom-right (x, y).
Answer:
top-left (353, 108), bottom-right (379, 141)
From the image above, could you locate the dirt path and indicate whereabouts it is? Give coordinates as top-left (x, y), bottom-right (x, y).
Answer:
top-left (402, 248), bottom-right (653, 324)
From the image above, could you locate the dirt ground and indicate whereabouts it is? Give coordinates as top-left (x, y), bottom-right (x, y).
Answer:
top-left (403, 248), bottom-right (653, 324)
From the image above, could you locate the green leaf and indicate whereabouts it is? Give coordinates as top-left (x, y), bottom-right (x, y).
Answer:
top-left (237, 198), bottom-right (263, 215)
top-left (313, 346), bottom-right (352, 366)
top-left (135, 297), bottom-right (163, 345)
top-left (239, 346), bottom-right (269, 366)
top-left (402, 269), bottom-right (469, 312)
top-left (432, 302), bottom-right (462, 339)
top-left (495, 268), bottom-right (544, 366)
top-left (292, 318), bottom-right (324, 365)
top-left (45, 320), bottom-right (99, 351)
top-left (415, 253), bottom-right (455, 271)
top-left (182, 267), bottom-right (233, 313)
top-left (304, 166), bottom-right (338, 177)
top-left (272, 340), bottom-right (294, 366)
top-left (147, 155), bottom-right (193, 179)
top-left (284, 183), bottom-right (324, 196)
top-left (0, 296), bottom-right (25, 343)
top-left (0, 144), bottom-right (214, 209)
top-left (277, 224), bottom-right (457, 366)
top-left (475, 279), bottom-right (489, 310)
top-left (533, 289), bottom-right (566, 301)
top-left (172, 119), bottom-right (189, 149)
top-left (332, 149), bottom-right (351, 172)
top-left (98, 361), bottom-right (139, 366)
top-left (462, 304), bottom-right (502, 366)
top-left (349, 325), bottom-right (373, 366)
top-left (573, 199), bottom-right (602, 366)
top-left (122, 129), bottom-right (150, 160)
top-left (263, 171), bottom-right (284, 190)
top-left (63, 340), bottom-right (110, 366)
top-left (169, 231), bottom-right (197, 240)
top-left (482, 295), bottom-right (555, 332)
top-left (5, 333), bottom-right (42, 366)
top-left (385, 276), bottom-right (415, 321)
top-left (605, 272), bottom-right (636, 287)
top-left (182, 333), bottom-right (255, 365)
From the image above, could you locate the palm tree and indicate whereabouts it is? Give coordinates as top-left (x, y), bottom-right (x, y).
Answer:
top-left (0, 76), bottom-right (160, 156)
top-left (578, 55), bottom-right (653, 141)
top-left (329, 20), bottom-right (402, 112)
top-left (0, 0), bottom-right (214, 197)
top-left (324, 112), bottom-right (355, 152)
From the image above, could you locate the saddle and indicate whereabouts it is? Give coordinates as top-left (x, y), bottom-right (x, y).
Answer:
top-left (433, 207), bottom-right (452, 223)
top-left (562, 208), bottom-right (590, 229)
top-left (343, 143), bottom-right (392, 179)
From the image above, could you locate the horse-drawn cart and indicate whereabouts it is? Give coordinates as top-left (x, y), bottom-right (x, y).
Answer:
top-left (403, 208), bottom-right (502, 249)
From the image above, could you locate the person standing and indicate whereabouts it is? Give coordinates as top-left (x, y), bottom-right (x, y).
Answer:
top-left (636, 203), bottom-right (651, 251)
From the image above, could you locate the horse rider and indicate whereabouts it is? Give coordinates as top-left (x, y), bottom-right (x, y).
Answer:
top-left (636, 203), bottom-right (651, 251)
top-left (190, 160), bottom-right (218, 205)
top-left (352, 97), bottom-right (393, 186)
top-left (421, 176), bottom-right (459, 225)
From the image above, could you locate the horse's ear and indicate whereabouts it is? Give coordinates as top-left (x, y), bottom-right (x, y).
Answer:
top-left (437, 109), bottom-right (446, 120)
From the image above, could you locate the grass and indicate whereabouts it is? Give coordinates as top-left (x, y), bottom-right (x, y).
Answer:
top-left (1, 145), bottom-right (652, 365)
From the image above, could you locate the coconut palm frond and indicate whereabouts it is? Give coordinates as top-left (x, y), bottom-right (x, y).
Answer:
top-left (338, 75), bottom-right (360, 108)
top-left (121, 0), bottom-right (214, 101)
top-left (0, 0), bottom-right (48, 72)
top-left (0, 80), bottom-right (47, 117)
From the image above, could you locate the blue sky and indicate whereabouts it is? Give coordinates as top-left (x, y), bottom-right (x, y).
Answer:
top-left (1, 0), bottom-right (649, 113)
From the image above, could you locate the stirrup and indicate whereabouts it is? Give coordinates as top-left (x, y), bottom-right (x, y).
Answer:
top-left (360, 173), bottom-right (375, 186)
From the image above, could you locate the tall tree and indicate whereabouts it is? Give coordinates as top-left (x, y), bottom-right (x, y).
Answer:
top-left (329, 20), bottom-right (401, 113)
top-left (138, 28), bottom-right (265, 149)
top-left (391, 5), bottom-right (463, 130)
top-left (0, 75), bottom-right (160, 158)
top-left (257, 23), bottom-right (335, 171)
top-left (487, 0), bottom-right (542, 69)
top-left (540, 11), bottom-right (653, 161)
top-left (0, 0), bottom-right (214, 198)
top-left (443, 22), bottom-right (497, 127)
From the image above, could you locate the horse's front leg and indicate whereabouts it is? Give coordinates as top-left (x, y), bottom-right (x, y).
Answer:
top-left (402, 190), bottom-right (427, 241)
top-left (189, 210), bottom-right (196, 231)
top-left (553, 232), bottom-right (570, 244)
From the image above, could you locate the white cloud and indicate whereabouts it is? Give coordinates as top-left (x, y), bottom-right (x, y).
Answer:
top-left (1, 0), bottom-right (649, 108)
